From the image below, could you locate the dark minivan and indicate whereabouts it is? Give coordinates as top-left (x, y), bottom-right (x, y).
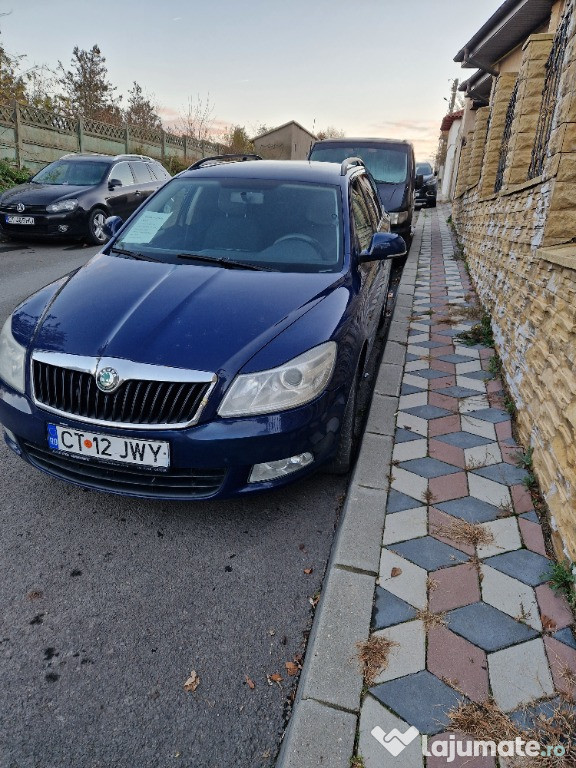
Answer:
top-left (308, 138), bottom-right (416, 243)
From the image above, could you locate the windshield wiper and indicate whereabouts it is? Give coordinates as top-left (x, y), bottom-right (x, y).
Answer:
top-left (175, 252), bottom-right (272, 271)
top-left (110, 246), bottom-right (158, 262)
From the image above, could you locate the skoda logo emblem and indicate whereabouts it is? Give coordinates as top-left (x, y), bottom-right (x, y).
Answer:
top-left (96, 367), bottom-right (120, 392)
top-left (16, 203), bottom-right (25, 213)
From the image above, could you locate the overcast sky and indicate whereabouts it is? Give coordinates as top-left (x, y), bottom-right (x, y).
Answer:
top-left (1, 0), bottom-right (504, 160)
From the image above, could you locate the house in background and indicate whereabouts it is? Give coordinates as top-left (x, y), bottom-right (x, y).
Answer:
top-left (252, 121), bottom-right (316, 160)
top-left (436, 109), bottom-right (464, 201)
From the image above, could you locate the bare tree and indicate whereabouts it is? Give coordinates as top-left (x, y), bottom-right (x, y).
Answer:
top-left (316, 126), bottom-right (345, 140)
top-left (177, 93), bottom-right (215, 143)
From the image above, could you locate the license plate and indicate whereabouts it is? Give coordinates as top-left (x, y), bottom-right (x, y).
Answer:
top-left (6, 215), bottom-right (35, 225)
top-left (47, 424), bottom-right (170, 468)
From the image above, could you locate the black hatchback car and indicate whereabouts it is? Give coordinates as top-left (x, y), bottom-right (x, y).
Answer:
top-left (0, 153), bottom-right (171, 245)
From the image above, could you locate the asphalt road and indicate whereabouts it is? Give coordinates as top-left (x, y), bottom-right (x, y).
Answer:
top-left (0, 239), bottom-right (348, 768)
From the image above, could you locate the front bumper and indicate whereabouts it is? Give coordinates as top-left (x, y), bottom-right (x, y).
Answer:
top-left (0, 382), bottom-right (346, 501)
top-left (0, 209), bottom-right (89, 239)
top-left (415, 187), bottom-right (437, 205)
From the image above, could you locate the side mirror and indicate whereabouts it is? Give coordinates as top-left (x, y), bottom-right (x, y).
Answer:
top-left (103, 215), bottom-right (124, 239)
top-left (434, 170), bottom-right (438, 177)
top-left (108, 178), bottom-right (122, 191)
top-left (359, 232), bottom-right (407, 263)
top-left (415, 174), bottom-right (424, 190)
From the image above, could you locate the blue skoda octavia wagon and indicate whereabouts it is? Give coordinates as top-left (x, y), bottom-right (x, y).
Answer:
top-left (0, 156), bottom-right (405, 500)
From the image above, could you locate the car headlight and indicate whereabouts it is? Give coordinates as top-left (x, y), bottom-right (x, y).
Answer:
top-left (0, 317), bottom-right (26, 393)
top-left (46, 199), bottom-right (79, 213)
top-left (389, 211), bottom-right (409, 226)
top-left (218, 341), bottom-right (337, 417)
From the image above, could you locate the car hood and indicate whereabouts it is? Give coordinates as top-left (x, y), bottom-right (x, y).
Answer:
top-left (33, 254), bottom-right (342, 377)
top-left (0, 183), bottom-right (88, 205)
top-left (376, 182), bottom-right (407, 213)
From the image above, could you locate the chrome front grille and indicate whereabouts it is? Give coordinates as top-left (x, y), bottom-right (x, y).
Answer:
top-left (31, 354), bottom-right (216, 429)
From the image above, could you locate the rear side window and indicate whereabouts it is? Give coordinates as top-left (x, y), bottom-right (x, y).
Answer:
top-left (357, 174), bottom-right (381, 230)
top-left (130, 161), bottom-right (154, 183)
top-left (150, 162), bottom-right (170, 181)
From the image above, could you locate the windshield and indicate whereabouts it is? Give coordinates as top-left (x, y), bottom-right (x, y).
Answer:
top-left (416, 162), bottom-right (433, 175)
top-left (310, 145), bottom-right (408, 184)
top-left (113, 177), bottom-right (343, 273)
top-left (32, 160), bottom-right (109, 186)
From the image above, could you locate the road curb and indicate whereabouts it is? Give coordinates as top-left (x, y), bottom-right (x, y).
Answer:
top-left (276, 227), bottom-right (421, 768)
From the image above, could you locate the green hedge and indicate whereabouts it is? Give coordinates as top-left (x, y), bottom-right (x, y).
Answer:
top-left (0, 160), bottom-right (31, 192)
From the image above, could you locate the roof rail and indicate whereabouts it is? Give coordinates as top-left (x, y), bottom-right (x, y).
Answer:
top-left (340, 156), bottom-right (365, 176)
top-left (113, 154), bottom-right (154, 162)
top-left (59, 152), bottom-right (154, 162)
top-left (188, 153), bottom-right (263, 170)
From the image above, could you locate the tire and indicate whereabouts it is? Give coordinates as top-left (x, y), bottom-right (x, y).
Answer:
top-left (326, 368), bottom-right (361, 475)
top-left (86, 208), bottom-right (108, 245)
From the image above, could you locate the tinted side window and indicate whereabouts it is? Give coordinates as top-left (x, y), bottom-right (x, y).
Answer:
top-left (151, 162), bottom-right (170, 181)
top-left (350, 179), bottom-right (374, 252)
top-left (130, 161), bottom-right (154, 183)
top-left (110, 162), bottom-right (134, 187)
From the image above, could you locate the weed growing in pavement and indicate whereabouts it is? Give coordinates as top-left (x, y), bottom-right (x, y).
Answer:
top-left (522, 470), bottom-right (537, 490)
top-left (415, 608), bottom-right (447, 630)
top-left (488, 354), bottom-right (503, 378)
top-left (514, 446), bottom-right (534, 469)
top-left (545, 560), bottom-right (576, 609)
top-left (455, 313), bottom-right (494, 348)
top-left (350, 756), bottom-right (366, 768)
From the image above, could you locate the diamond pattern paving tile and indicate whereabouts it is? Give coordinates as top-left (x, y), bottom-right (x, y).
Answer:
top-left (410, 340), bottom-right (447, 349)
top-left (389, 537), bottom-right (469, 571)
top-left (428, 563), bottom-right (480, 613)
top-left (427, 626), bottom-right (490, 703)
top-left (483, 550), bottom-right (551, 586)
top-left (373, 621), bottom-right (426, 684)
top-left (463, 369), bottom-right (493, 381)
top-left (553, 627), bottom-right (576, 650)
top-left (435, 431), bottom-right (493, 449)
top-left (518, 517), bottom-right (547, 557)
top-left (370, 670), bottom-right (468, 735)
top-left (472, 463), bottom-right (530, 486)
top-left (401, 383), bottom-right (427, 396)
top-left (509, 696), bottom-right (576, 731)
top-left (372, 586), bottom-right (418, 630)
top-left (435, 353), bottom-right (477, 364)
top-left (383, 507), bottom-right (428, 545)
top-left (411, 369), bottom-right (449, 380)
top-left (435, 496), bottom-right (501, 524)
top-left (544, 635), bottom-right (576, 698)
top-left (402, 405), bottom-right (454, 421)
top-left (446, 602), bottom-right (538, 652)
top-left (465, 408), bottom-right (510, 424)
top-left (379, 550), bottom-right (428, 610)
top-left (395, 428), bottom-right (423, 444)
top-left (358, 694), bottom-right (425, 768)
top-left (386, 489), bottom-right (424, 514)
top-left (435, 385), bottom-right (482, 399)
top-left (476, 518), bottom-right (522, 559)
top-left (488, 638), bottom-right (555, 711)
top-left (398, 457), bottom-right (461, 478)
top-left (480, 564), bottom-right (541, 631)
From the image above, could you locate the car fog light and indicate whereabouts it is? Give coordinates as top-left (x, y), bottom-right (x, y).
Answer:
top-left (3, 428), bottom-right (20, 453)
top-left (58, 225), bottom-right (69, 232)
top-left (249, 452), bottom-right (314, 483)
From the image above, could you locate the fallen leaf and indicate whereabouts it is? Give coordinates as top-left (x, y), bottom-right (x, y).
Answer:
top-left (542, 614), bottom-right (557, 632)
top-left (184, 671), bottom-right (200, 692)
top-left (390, 567), bottom-right (402, 578)
top-left (245, 675), bottom-right (255, 690)
top-left (304, 568), bottom-right (313, 575)
top-left (267, 673), bottom-right (283, 686)
top-left (298, 543), bottom-right (306, 551)
top-left (285, 661), bottom-right (299, 676)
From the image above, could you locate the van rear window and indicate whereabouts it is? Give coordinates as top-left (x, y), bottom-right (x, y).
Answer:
top-left (310, 145), bottom-right (408, 184)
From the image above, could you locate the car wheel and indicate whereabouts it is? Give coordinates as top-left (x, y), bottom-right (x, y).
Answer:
top-left (326, 367), bottom-right (362, 475)
top-left (87, 208), bottom-right (108, 245)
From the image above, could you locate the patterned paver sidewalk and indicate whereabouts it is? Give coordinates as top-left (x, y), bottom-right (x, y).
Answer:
top-left (357, 208), bottom-right (576, 767)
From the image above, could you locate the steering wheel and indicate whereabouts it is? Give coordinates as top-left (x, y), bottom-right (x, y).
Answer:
top-left (273, 234), bottom-right (327, 259)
